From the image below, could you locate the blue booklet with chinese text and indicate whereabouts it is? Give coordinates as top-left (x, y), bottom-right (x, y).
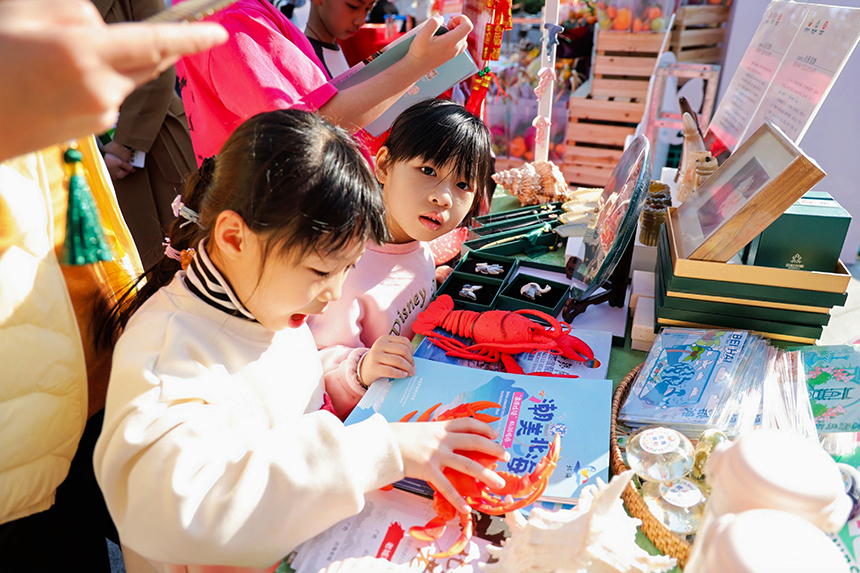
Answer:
top-left (345, 358), bottom-right (612, 503)
top-left (619, 328), bottom-right (752, 437)
top-left (800, 345), bottom-right (860, 433)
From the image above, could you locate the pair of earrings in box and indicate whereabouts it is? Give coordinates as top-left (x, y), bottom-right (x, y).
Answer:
top-left (458, 262), bottom-right (551, 302)
top-left (459, 281), bottom-right (553, 301)
top-left (459, 262), bottom-right (503, 300)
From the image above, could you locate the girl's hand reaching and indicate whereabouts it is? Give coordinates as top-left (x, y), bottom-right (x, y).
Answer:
top-left (360, 335), bottom-right (416, 386)
top-left (390, 418), bottom-right (509, 514)
top-left (406, 14), bottom-right (473, 75)
top-left (435, 264), bottom-right (454, 285)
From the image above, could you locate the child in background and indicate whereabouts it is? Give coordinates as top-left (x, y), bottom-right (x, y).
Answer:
top-left (173, 0), bottom-right (471, 164)
top-left (304, 0), bottom-right (375, 78)
top-left (93, 109), bottom-right (507, 572)
top-left (309, 99), bottom-right (492, 418)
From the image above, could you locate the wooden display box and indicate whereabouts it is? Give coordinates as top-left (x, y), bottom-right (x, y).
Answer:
top-left (669, 5), bottom-right (731, 64)
top-left (496, 260), bottom-right (571, 316)
top-left (663, 212), bottom-right (850, 305)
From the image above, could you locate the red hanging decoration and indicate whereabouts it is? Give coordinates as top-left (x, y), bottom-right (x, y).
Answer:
top-left (464, 0), bottom-right (512, 118)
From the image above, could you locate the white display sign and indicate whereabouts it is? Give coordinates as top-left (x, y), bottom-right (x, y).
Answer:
top-left (706, 2), bottom-right (860, 154)
top-left (707, 1), bottom-right (809, 152)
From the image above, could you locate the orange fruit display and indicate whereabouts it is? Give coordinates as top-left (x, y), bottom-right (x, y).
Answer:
top-left (612, 7), bottom-right (631, 30)
top-left (509, 136), bottom-right (527, 159)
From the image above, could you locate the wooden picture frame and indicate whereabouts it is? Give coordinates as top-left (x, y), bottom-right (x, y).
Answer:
top-left (671, 122), bottom-right (826, 262)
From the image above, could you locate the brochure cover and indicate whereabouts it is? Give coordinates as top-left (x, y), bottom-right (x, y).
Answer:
top-left (331, 22), bottom-right (478, 136)
top-left (413, 328), bottom-right (612, 381)
top-left (619, 328), bottom-right (751, 436)
top-left (345, 358), bottom-right (613, 503)
top-left (800, 345), bottom-right (860, 432)
top-left (283, 489), bottom-right (492, 573)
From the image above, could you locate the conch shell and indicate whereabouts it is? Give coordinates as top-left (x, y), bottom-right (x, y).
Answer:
top-left (492, 161), bottom-right (569, 206)
top-left (481, 470), bottom-right (676, 573)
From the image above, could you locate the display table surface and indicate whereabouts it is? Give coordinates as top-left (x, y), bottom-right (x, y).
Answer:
top-left (486, 191), bottom-right (682, 570)
top-left (486, 190), bottom-right (648, 391)
top-left (285, 191), bottom-right (673, 573)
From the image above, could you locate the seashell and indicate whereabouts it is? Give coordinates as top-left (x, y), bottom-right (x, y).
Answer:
top-left (492, 161), bottom-right (569, 206)
top-left (481, 470), bottom-right (677, 573)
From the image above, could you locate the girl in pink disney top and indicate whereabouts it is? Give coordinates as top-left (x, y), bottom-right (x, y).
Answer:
top-left (93, 109), bottom-right (506, 572)
top-left (309, 98), bottom-right (492, 419)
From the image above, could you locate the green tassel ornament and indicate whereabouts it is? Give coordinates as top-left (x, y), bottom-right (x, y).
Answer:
top-left (523, 223), bottom-right (554, 258)
top-left (62, 146), bottom-right (112, 266)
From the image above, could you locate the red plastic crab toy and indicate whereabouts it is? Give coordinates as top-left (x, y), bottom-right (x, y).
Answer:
top-left (400, 401), bottom-right (561, 558)
top-left (412, 294), bottom-right (598, 375)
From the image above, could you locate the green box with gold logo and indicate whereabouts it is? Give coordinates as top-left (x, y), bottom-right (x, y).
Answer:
top-left (748, 192), bottom-right (851, 273)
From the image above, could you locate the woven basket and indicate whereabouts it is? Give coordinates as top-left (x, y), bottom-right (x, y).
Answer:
top-left (610, 364), bottom-right (692, 569)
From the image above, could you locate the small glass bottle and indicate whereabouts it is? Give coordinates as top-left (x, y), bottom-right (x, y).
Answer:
top-left (638, 205), bottom-right (665, 247)
top-left (638, 181), bottom-right (673, 247)
top-left (690, 428), bottom-right (729, 484)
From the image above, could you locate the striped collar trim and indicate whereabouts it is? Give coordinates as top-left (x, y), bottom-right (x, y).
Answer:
top-left (184, 239), bottom-right (257, 322)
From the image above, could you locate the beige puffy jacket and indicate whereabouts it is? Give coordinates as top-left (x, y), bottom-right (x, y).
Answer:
top-left (0, 137), bottom-right (141, 525)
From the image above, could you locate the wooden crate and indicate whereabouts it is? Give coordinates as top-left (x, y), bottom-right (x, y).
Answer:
top-left (563, 31), bottom-right (657, 187)
top-left (670, 5), bottom-right (731, 64)
top-left (591, 32), bottom-right (663, 99)
top-left (563, 96), bottom-right (646, 186)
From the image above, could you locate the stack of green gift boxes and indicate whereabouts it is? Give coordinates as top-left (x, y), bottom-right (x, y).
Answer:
top-left (655, 193), bottom-right (852, 344)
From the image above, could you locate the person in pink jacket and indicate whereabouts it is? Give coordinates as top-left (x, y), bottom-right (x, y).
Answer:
top-left (309, 99), bottom-right (492, 418)
top-left (174, 0), bottom-right (472, 164)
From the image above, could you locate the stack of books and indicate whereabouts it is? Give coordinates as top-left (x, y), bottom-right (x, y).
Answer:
top-left (655, 213), bottom-right (852, 345)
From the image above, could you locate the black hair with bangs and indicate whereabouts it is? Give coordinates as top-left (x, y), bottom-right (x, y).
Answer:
top-left (381, 99), bottom-right (492, 222)
top-left (97, 109), bottom-right (387, 348)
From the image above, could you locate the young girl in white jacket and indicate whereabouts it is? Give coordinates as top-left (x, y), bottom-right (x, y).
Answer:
top-left (93, 109), bottom-right (507, 573)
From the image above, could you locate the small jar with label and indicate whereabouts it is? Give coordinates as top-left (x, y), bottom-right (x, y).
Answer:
top-left (837, 463), bottom-right (860, 520)
top-left (641, 477), bottom-right (708, 535)
top-left (626, 426), bottom-right (694, 483)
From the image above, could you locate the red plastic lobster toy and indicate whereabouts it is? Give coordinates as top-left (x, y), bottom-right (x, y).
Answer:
top-left (412, 294), bottom-right (598, 375)
top-left (400, 401), bottom-right (560, 558)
